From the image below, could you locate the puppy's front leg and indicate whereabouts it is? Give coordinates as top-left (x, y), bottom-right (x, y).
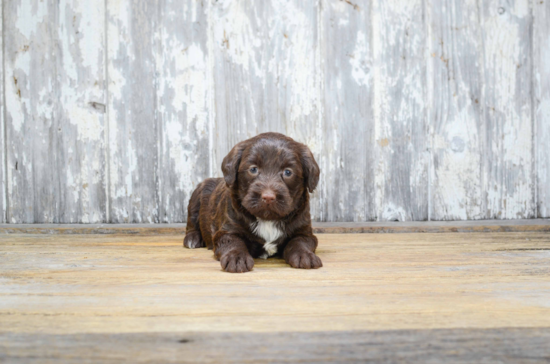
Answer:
top-left (284, 235), bottom-right (323, 269)
top-left (214, 233), bottom-right (254, 273)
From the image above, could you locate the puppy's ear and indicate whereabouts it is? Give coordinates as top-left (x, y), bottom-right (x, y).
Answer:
top-left (221, 141), bottom-right (248, 188)
top-left (299, 144), bottom-right (320, 193)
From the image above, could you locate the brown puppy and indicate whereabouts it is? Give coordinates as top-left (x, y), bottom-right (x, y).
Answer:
top-left (183, 132), bottom-right (322, 273)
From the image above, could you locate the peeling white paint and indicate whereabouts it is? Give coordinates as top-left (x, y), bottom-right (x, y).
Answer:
top-left (350, 31), bottom-right (370, 87)
top-left (2, 0), bottom-right (546, 223)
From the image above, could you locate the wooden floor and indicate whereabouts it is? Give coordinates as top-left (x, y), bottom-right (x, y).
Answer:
top-left (1, 231), bottom-right (550, 363)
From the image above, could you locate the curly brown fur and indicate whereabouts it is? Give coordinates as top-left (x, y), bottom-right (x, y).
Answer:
top-left (184, 132), bottom-right (322, 273)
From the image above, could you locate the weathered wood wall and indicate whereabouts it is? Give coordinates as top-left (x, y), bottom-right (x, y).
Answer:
top-left (1, 0), bottom-right (549, 223)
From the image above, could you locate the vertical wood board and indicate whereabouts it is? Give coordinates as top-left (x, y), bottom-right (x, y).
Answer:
top-left (429, 0), bottom-right (484, 220)
top-left (4, 0), bottom-right (106, 223)
top-left (107, 0), bottom-right (159, 223)
top-left (210, 0), bottom-right (323, 219)
top-left (320, 0), bottom-right (375, 222)
top-left (5, 0), bottom-right (61, 223)
top-left (156, 0), bottom-right (211, 223)
top-left (0, 0), bottom-right (5, 223)
top-left (56, 0), bottom-right (107, 223)
top-left (481, 0), bottom-right (534, 219)
top-left (534, 0), bottom-right (550, 218)
top-left (372, 0), bottom-right (430, 221)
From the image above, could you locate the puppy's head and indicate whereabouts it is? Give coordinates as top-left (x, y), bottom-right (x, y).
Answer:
top-left (222, 133), bottom-right (319, 220)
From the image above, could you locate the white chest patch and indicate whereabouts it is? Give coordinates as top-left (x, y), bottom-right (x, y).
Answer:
top-left (251, 219), bottom-right (284, 259)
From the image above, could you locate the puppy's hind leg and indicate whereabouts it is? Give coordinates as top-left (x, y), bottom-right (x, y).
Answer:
top-left (184, 186), bottom-right (205, 249)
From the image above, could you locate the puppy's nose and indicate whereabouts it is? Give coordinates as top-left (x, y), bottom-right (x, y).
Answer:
top-left (261, 190), bottom-right (276, 205)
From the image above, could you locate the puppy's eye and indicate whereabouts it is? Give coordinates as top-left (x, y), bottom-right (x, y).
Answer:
top-left (284, 169), bottom-right (292, 177)
top-left (249, 166), bottom-right (258, 174)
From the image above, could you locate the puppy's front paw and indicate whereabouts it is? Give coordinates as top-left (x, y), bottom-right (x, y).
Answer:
top-left (184, 231), bottom-right (204, 249)
top-left (286, 250), bottom-right (323, 269)
top-left (220, 251), bottom-right (255, 273)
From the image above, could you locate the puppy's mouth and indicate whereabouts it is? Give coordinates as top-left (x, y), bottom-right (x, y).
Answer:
top-left (241, 190), bottom-right (293, 220)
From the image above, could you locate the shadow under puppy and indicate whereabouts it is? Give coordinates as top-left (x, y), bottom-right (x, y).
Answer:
top-left (183, 132), bottom-right (322, 273)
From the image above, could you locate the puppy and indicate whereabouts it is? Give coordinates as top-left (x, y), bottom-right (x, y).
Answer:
top-left (183, 132), bottom-right (322, 273)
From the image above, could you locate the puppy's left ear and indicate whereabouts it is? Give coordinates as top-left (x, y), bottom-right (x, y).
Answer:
top-left (221, 141), bottom-right (248, 188)
top-left (300, 144), bottom-right (320, 193)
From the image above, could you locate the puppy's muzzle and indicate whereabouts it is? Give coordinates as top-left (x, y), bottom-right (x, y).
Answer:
top-left (261, 189), bottom-right (276, 205)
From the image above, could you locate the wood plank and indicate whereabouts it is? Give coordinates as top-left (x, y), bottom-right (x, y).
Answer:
top-left (4, 0), bottom-right (58, 223)
top-left (534, 0), bottom-right (550, 218)
top-left (0, 0), bottom-right (4, 224)
top-left (209, 0), bottom-right (323, 218)
top-left (481, 0), bottom-right (534, 219)
top-left (1, 232), bottom-right (549, 336)
top-left (428, 0), bottom-right (484, 220)
top-left (2, 328), bottom-right (550, 363)
top-left (107, 0), bottom-right (159, 223)
top-left (156, 0), bottom-right (211, 223)
top-left (4, 0), bottom-right (106, 223)
top-left (56, 0), bottom-right (107, 223)
top-left (372, 0), bottom-right (430, 221)
top-left (320, 0), bottom-right (375, 222)
top-left (1, 219), bottom-right (549, 235)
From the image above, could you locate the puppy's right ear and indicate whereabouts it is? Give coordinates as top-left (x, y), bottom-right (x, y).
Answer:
top-left (221, 141), bottom-right (248, 188)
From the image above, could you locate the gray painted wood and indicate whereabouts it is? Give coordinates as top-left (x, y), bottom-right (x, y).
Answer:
top-left (372, 0), bottom-right (430, 221)
top-left (429, 0), bottom-right (484, 220)
top-left (4, 0), bottom-right (106, 223)
top-left (320, 0), bottom-right (375, 222)
top-left (1, 0), bottom-right (549, 223)
top-left (4, 0), bottom-right (60, 223)
top-left (534, 0), bottom-right (550, 218)
top-left (156, 0), bottom-right (211, 223)
top-left (210, 0), bottom-right (323, 218)
top-left (481, 0), bottom-right (534, 219)
top-left (56, 0), bottom-right (107, 223)
top-left (107, 0), bottom-right (160, 223)
top-left (0, 0), bottom-right (5, 224)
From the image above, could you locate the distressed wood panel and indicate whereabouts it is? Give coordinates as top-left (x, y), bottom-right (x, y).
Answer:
top-left (320, 0), bottom-right (375, 222)
top-left (4, 0), bottom-right (106, 223)
top-left (372, 0), bottom-right (430, 221)
top-left (4, 0), bottom-right (56, 223)
top-left (481, 0), bottom-right (534, 219)
top-left (1, 0), bottom-right (547, 223)
top-left (156, 0), bottom-right (211, 223)
top-left (107, 0), bottom-right (160, 223)
top-left (429, 0), bottom-right (484, 220)
top-left (209, 0), bottom-right (323, 218)
top-left (534, 0), bottom-right (550, 218)
top-left (56, 0), bottom-right (107, 223)
top-left (0, 0), bottom-right (5, 224)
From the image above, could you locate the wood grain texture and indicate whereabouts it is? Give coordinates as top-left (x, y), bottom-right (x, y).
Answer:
top-left (107, 0), bottom-right (160, 223)
top-left (209, 0), bottom-right (324, 217)
top-left (320, 0), bottom-right (375, 222)
top-left (4, 0), bottom-right (106, 223)
top-left (429, 0), bottom-right (484, 221)
top-left (56, 0), bottom-right (107, 223)
top-left (534, 0), bottom-right (550, 218)
top-left (4, 0), bottom-right (57, 223)
top-left (0, 0), bottom-right (4, 224)
top-left (2, 328), bottom-right (550, 363)
top-left (156, 0), bottom-right (211, 223)
top-left (1, 232), bottom-right (549, 336)
top-left (372, 0), bottom-right (430, 221)
top-left (481, 0), bottom-right (534, 219)
top-left (1, 0), bottom-right (549, 223)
